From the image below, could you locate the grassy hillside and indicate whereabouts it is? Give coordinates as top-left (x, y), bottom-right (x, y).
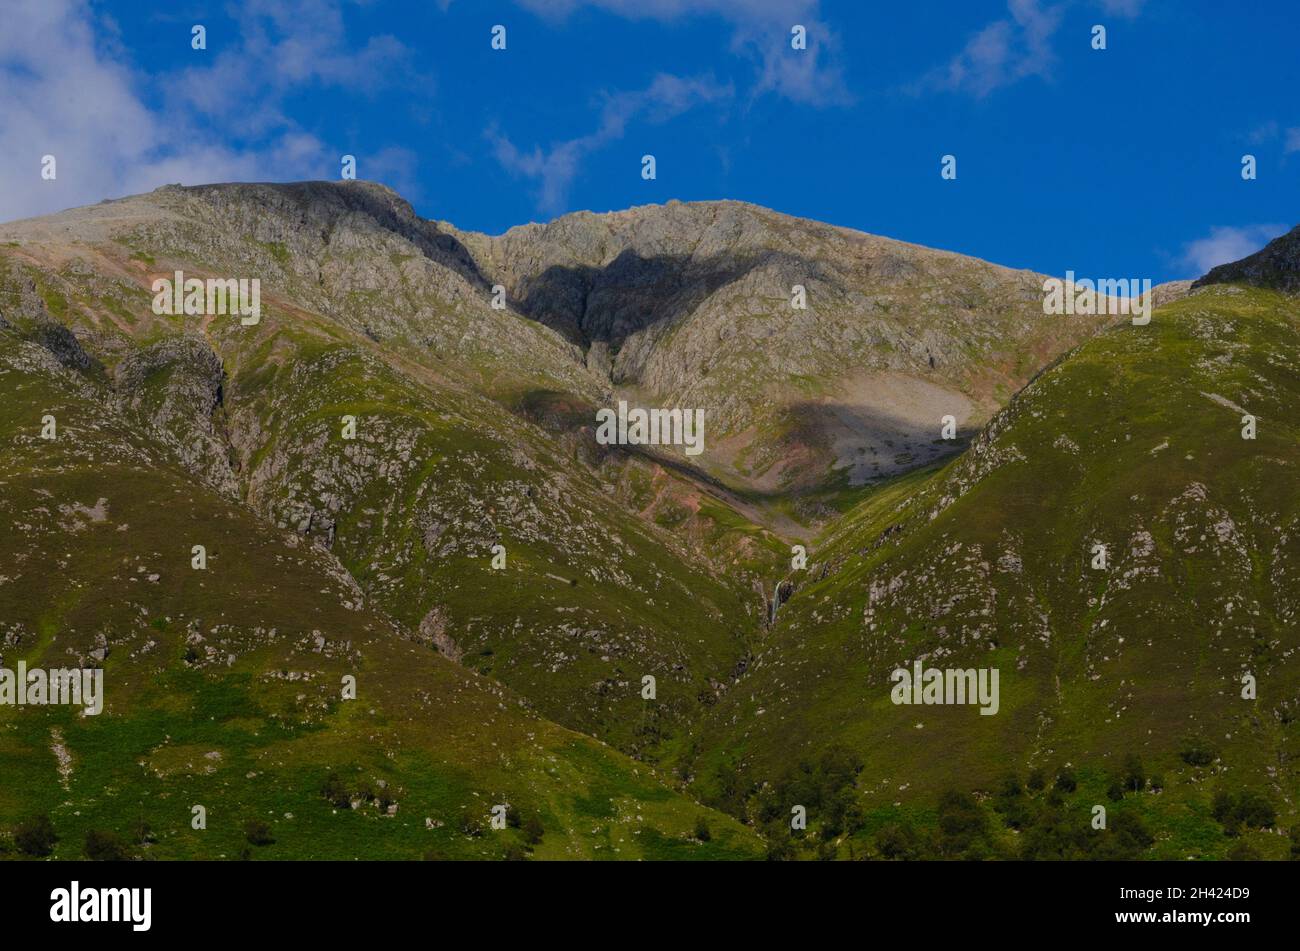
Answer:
top-left (0, 332), bottom-right (763, 860)
top-left (687, 284), bottom-right (1300, 860)
top-left (0, 230), bottom-right (780, 761)
top-left (3, 186), bottom-right (1296, 861)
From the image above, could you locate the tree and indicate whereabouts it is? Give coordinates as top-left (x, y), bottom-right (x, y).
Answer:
top-left (937, 790), bottom-right (987, 858)
top-left (1213, 790), bottom-right (1276, 835)
top-left (693, 816), bottom-right (712, 842)
top-left (1235, 791), bottom-right (1276, 830)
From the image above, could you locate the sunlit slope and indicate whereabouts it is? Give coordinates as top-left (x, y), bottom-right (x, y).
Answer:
top-left (221, 329), bottom-right (767, 755)
top-left (0, 221), bottom-right (775, 760)
top-left (689, 285), bottom-right (1300, 851)
top-left (0, 333), bottom-right (763, 860)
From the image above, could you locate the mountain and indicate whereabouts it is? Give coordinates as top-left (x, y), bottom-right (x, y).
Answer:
top-left (2, 181), bottom-right (1296, 861)
top-left (0, 315), bottom-right (761, 859)
top-left (1194, 224), bottom-right (1300, 294)
top-left (688, 276), bottom-right (1300, 859)
top-left (450, 198), bottom-right (1113, 502)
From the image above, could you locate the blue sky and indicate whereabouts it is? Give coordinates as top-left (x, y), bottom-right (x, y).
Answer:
top-left (3, 0), bottom-right (1298, 282)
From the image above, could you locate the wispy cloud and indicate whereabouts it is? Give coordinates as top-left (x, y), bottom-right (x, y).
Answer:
top-left (1098, 0), bottom-right (1146, 14)
top-left (512, 0), bottom-right (849, 106)
top-left (167, 0), bottom-right (422, 132)
top-left (1178, 224), bottom-right (1289, 276)
top-left (486, 0), bottom-right (844, 213)
top-left (487, 73), bottom-right (733, 213)
top-left (911, 0), bottom-right (1143, 99)
top-left (912, 0), bottom-right (1065, 98)
top-left (1240, 120), bottom-right (1300, 156)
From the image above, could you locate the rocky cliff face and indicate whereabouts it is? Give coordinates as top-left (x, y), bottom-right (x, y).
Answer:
top-left (3, 182), bottom-right (1112, 497)
top-left (452, 198), bottom-right (1114, 490)
top-left (1194, 224), bottom-right (1300, 294)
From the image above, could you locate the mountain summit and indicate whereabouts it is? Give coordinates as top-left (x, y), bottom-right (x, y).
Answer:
top-left (1194, 224), bottom-right (1300, 294)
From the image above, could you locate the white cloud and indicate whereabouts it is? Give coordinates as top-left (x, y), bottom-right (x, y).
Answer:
top-left (167, 0), bottom-right (421, 131)
top-left (1179, 224), bottom-right (1289, 276)
top-left (0, 0), bottom-right (420, 224)
top-left (914, 0), bottom-right (1065, 98)
top-left (488, 73), bottom-right (733, 213)
top-left (1285, 128), bottom-right (1300, 154)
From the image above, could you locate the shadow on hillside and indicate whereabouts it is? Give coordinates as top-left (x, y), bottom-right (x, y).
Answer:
top-left (188, 181), bottom-right (496, 296)
top-left (511, 248), bottom-right (829, 366)
top-left (781, 398), bottom-right (978, 489)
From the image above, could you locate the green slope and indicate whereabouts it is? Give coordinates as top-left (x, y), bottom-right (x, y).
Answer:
top-left (0, 332), bottom-right (762, 860)
top-left (688, 284), bottom-right (1300, 859)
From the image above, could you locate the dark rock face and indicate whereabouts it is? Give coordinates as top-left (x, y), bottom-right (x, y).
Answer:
top-left (1193, 224), bottom-right (1300, 294)
top-left (114, 335), bottom-right (239, 498)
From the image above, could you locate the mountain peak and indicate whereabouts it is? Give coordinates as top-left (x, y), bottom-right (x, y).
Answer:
top-left (1192, 223), bottom-right (1300, 293)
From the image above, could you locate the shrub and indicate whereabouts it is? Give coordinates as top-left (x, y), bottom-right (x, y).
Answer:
top-left (13, 815), bottom-right (57, 857)
top-left (1122, 754), bottom-right (1145, 792)
top-left (1054, 769), bottom-right (1077, 793)
top-left (84, 830), bottom-right (131, 861)
top-left (458, 810), bottom-right (484, 837)
top-left (1179, 736), bottom-right (1218, 767)
top-left (693, 816), bottom-right (712, 842)
top-left (1214, 790), bottom-right (1276, 835)
top-left (937, 790), bottom-right (988, 857)
top-left (1227, 841), bottom-right (1261, 862)
top-left (1235, 791), bottom-right (1277, 830)
top-left (321, 772), bottom-right (351, 808)
top-left (764, 826), bottom-right (797, 861)
top-left (1104, 812), bottom-right (1155, 858)
top-left (243, 820), bottom-right (275, 846)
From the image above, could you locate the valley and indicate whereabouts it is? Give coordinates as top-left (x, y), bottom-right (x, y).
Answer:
top-left (1, 182), bottom-right (1296, 860)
